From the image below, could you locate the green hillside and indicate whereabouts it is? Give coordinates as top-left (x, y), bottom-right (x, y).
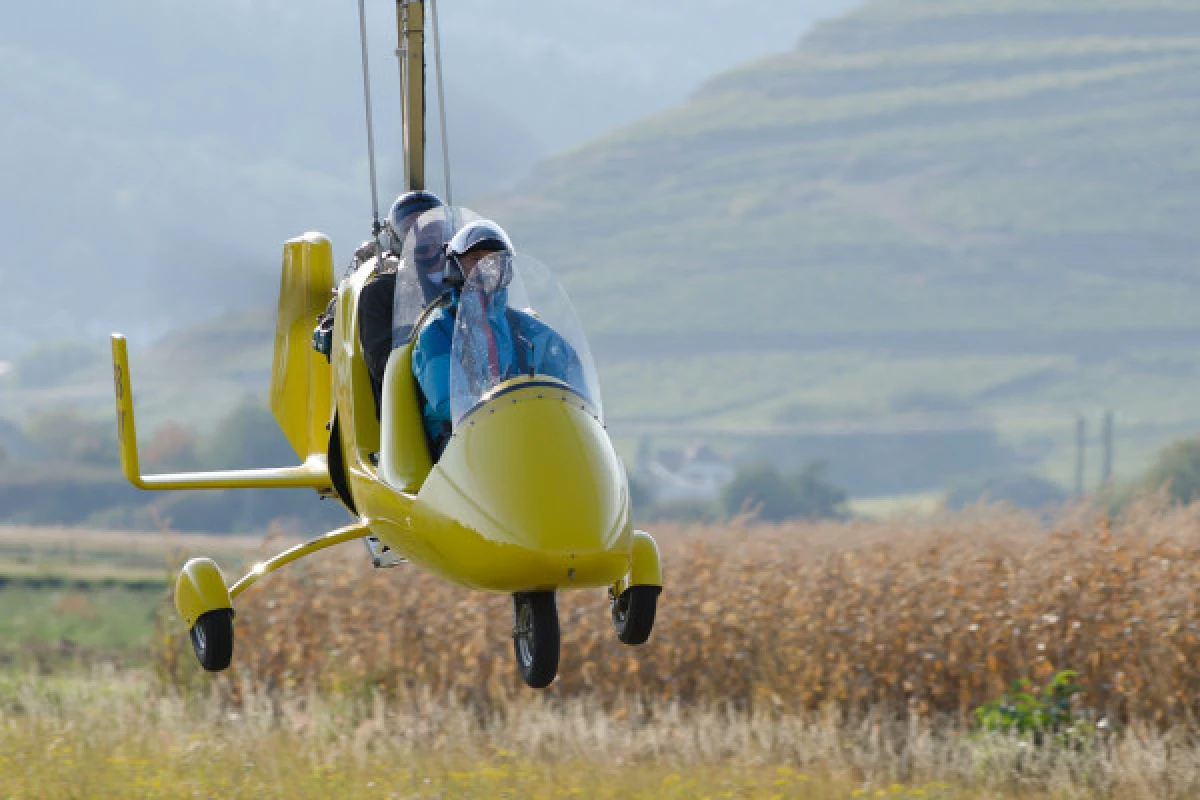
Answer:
top-left (483, 0), bottom-right (1200, 489)
top-left (6, 0), bottom-right (1200, 497)
top-left (498, 0), bottom-right (1200, 334)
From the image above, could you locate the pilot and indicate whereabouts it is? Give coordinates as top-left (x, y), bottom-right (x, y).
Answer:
top-left (411, 219), bottom-right (582, 459)
top-left (357, 191), bottom-right (445, 414)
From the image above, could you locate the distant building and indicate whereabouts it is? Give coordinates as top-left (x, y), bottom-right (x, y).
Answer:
top-left (645, 442), bottom-right (735, 503)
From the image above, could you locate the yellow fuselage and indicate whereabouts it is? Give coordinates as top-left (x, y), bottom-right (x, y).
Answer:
top-left (117, 236), bottom-right (648, 606)
top-left (330, 262), bottom-right (633, 593)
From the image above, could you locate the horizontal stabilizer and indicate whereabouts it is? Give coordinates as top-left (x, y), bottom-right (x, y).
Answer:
top-left (111, 334), bottom-right (333, 491)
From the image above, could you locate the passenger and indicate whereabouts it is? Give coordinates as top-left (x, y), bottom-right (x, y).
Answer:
top-left (410, 220), bottom-right (582, 459)
top-left (357, 191), bottom-right (445, 415)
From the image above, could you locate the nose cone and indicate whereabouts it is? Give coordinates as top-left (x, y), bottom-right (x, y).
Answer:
top-left (416, 384), bottom-right (632, 589)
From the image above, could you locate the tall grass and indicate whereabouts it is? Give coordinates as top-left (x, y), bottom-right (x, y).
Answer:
top-left (6, 669), bottom-right (1200, 799)
top-left (9, 501), bottom-right (1200, 796)
top-left (160, 498), bottom-right (1200, 726)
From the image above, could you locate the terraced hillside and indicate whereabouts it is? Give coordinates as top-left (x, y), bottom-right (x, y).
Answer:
top-left (486, 0), bottom-right (1200, 487)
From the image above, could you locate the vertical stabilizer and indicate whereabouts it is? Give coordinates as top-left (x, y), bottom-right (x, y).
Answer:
top-left (270, 233), bottom-right (335, 460)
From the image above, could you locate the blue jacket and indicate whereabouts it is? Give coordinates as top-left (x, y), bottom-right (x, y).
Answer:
top-left (411, 289), bottom-right (583, 456)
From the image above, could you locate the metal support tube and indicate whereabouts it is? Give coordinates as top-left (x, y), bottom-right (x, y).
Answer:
top-left (429, 0), bottom-right (454, 207)
top-left (394, 1), bottom-right (409, 184)
top-left (230, 521), bottom-right (372, 601)
top-left (357, 0), bottom-right (382, 233)
top-left (400, 0), bottom-right (426, 191)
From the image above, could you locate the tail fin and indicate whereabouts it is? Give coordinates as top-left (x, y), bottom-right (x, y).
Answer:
top-left (270, 233), bottom-right (336, 461)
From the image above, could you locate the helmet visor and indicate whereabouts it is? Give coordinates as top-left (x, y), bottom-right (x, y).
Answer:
top-left (392, 206), bottom-right (481, 346)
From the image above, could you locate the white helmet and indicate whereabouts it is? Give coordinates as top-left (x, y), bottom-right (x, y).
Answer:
top-left (444, 220), bottom-right (515, 289)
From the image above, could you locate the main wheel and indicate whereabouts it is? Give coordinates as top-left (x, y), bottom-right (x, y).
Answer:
top-left (189, 609), bottom-right (234, 672)
top-left (512, 592), bottom-right (559, 689)
top-left (612, 586), bottom-right (660, 646)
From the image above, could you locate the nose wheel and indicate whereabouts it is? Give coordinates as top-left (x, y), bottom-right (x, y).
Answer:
top-left (512, 591), bottom-right (559, 689)
top-left (189, 609), bottom-right (234, 672)
top-left (612, 585), bottom-right (660, 645)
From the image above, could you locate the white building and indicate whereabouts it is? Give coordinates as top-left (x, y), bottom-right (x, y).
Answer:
top-left (645, 443), bottom-right (735, 503)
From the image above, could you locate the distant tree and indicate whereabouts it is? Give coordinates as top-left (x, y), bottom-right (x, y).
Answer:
top-left (25, 407), bottom-right (118, 467)
top-left (203, 398), bottom-right (295, 470)
top-left (788, 461), bottom-right (849, 521)
top-left (721, 461), bottom-right (791, 521)
top-left (947, 473), bottom-right (1068, 511)
top-left (644, 498), bottom-right (720, 524)
top-left (721, 460), bottom-right (847, 522)
top-left (628, 473), bottom-right (655, 513)
top-left (1144, 435), bottom-right (1200, 505)
top-left (144, 423), bottom-right (200, 471)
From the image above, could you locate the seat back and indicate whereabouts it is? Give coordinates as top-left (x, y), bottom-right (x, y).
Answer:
top-left (380, 342), bottom-right (434, 492)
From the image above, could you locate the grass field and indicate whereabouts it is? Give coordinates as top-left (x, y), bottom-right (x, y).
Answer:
top-left (5, 501), bottom-right (1200, 795)
top-left (4, 670), bottom-right (1200, 800)
top-left (0, 526), bottom-right (267, 668)
top-left (0, 525), bottom-right (264, 578)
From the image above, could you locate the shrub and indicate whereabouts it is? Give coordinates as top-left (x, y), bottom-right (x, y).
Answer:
top-left (975, 670), bottom-right (1094, 746)
top-left (643, 497), bottom-right (720, 523)
top-left (25, 407), bottom-right (118, 467)
top-left (143, 423), bottom-right (201, 471)
top-left (721, 460), bottom-right (846, 521)
top-left (202, 397), bottom-right (297, 469)
top-left (1144, 435), bottom-right (1200, 505)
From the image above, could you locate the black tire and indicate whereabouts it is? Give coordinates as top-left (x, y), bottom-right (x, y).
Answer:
top-left (189, 609), bottom-right (234, 672)
top-left (512, 592), bottom-right (559, 689)
top-left (328, 414), bottom-right (357, 514)
top-left (612, 586), bottom-right (660, 646)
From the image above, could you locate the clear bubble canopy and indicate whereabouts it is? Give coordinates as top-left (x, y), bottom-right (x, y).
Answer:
top-left (391, 206), bottom-right (603, 427)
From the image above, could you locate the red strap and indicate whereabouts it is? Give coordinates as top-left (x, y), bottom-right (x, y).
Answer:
top-left (478, 292), bottom-right (501, 379)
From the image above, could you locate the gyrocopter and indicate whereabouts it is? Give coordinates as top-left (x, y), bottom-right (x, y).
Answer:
top-left (109, 0), bottom-right (662, 689)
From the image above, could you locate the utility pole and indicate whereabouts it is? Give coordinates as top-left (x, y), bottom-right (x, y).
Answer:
top-left (1101, 410), bottom-right (1114, 490)
top-left (1074, 415), bottom-right (1087, 498)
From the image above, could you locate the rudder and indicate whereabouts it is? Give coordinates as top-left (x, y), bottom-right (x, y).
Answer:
top-left (270, 233), bottom-right (335, 460)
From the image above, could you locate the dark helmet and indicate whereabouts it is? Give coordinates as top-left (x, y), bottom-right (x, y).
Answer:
top-left (444, 220), bottom-right (515, 289)
top-left (384, 190), bottom-right (443, 251)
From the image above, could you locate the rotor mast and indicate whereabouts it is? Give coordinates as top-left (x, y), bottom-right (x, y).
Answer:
top-left (398, 0), bottom-right (426, 192)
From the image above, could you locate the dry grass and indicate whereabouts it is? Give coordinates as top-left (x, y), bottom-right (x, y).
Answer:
top-left (155, 497), bottom-right (1200, 727)
top-left (10, 502), bottom-right (1200, 797)
top-left (7, 669), bottom-right (1200, 799)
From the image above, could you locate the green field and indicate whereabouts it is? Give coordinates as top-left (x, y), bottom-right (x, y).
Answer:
top-left (0, 527), bottom-right (264, 668)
